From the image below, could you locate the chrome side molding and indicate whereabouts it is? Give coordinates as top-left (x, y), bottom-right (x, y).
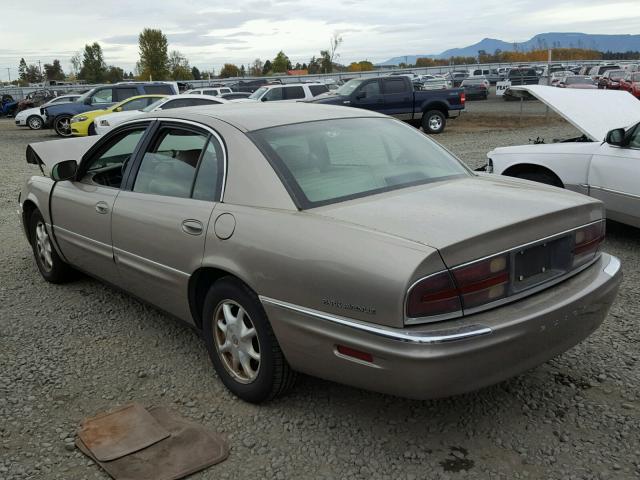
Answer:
top-left (260, 296), bottom-right (492, 344)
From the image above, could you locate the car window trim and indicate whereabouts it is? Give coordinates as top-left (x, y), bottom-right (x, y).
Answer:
top-left (122, 118), bottom-right (228, 202)
top-left (77, 120), bottom-right (155, 188)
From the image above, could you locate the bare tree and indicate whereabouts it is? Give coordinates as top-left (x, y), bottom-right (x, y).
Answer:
top-left (70, 52), bottom-right (82, 77)
top-left (328, 32), bottom-right (343, 71)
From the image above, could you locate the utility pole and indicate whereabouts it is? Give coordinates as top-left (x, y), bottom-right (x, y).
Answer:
top-left (6, 68), bottom-right (10, 83)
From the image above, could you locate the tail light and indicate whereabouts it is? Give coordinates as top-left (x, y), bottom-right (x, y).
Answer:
top-left (452, 254), bottom-right (509, 309)
top-left (460, 92), bottom-right (466, 104)
top-left (406, 271), bottom-right (461, 318)
top-left (573, 221), bottom-right (605, 268)
top-left (406, 221), bottom-right (605, 322)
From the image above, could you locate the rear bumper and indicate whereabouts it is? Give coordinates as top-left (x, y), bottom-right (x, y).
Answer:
top-left (262, 253), bottom-right (621, 399)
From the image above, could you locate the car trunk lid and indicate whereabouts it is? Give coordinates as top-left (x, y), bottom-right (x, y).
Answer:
top-left (313, 175), bottom-right (603, 268)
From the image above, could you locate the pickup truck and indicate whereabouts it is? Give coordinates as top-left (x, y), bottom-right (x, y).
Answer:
top-left (309, 76), bottom-right (465, 133)
top-left (42, 82), bottom-right (178, 137)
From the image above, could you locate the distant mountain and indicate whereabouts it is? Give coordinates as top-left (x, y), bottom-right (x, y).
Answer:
top-left (378, 33), bottom-right (640, 65)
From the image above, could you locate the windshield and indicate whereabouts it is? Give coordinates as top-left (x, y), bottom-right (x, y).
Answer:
top-left (142, 98), bottom-right (166, 112)
top-left (249, 87), bottom-right (268, 100)
top-left (336, 79), bottom-right (366, 96)
top-left (250, 117), bottom-right (470, 208)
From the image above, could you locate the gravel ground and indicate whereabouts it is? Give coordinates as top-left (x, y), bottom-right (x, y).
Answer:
top-left (0, 115), bottom-right (639, 480)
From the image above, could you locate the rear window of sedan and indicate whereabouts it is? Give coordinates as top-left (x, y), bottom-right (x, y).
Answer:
top-left (250, 117), bottom-right (470, 208)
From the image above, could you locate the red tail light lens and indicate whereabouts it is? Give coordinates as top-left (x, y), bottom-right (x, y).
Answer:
top-left (406, 271), bottom-right (461, 318)
top-left (573, 221), bottom-right (605, 267)
top-left (460, 92), bottom-right (466, 104)
top-left (452, 254), bottom-right (510, 309)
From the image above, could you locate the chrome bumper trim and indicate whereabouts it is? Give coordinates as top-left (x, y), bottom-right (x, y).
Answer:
top-left (603, 255), bottom-right (621, 277)
top-left (260, 296), bottom-right (492, 344)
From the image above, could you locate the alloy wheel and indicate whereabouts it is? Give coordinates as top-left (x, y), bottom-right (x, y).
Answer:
top-left (56, 117), bottom-right (71, 136)
top-left (28, 116), bottom-right (43, 129)
top-left (213, 300), bottom-right (261, 384)
top-left (35, 221), bottom-right (53, 272)
top-left (429, 115), bottom-right (443, 131)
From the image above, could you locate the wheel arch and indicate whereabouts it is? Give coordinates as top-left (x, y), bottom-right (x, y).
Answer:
top-left (421, 101), bottom-right (449, 117)
top-left (502, 163), bottom-right (565, 187)
top-left (22, 199), bottom-right (39, 245)
top-left (188, 266), bottom-right (257, 329)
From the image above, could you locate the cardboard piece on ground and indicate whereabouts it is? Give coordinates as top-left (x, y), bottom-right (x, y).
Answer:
top-left (78, 403), bottom-right (170, 461)
top-left (76, 405), bottom-right (229, 480)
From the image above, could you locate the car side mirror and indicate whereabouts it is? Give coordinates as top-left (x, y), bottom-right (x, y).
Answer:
top-left (355, 91), bottom-right (366, 100)
top-left (261, 97), bottom-right (268, 102)
top-left (114, 106), bottom-right (123, 112)
top-left (84, 97), bottom-right (92, 105)
top-left (605, 128), bottom-right (626, 146)
top-left (51, 160), bottom-right (78, 182)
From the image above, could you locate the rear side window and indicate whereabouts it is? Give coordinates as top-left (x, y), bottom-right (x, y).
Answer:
top-left (309, 85), bottom-right (329, 96)
top-left (91, 88), bottom-right (114, 104)
top-left (114, 88), bottom-right (138, 102)
top-left (121, 97), bottom-right (151, 111)
top-left (192, 138), bottom-right (224, 201)
top-left (285, 86), bottom-right (305, 100)
top-left (382, 78), bottom-right (407, 94)
top-left (203, 90), bottom-right (219, 96)
top-left (134, 128), bottom-right (208, 198)
top-left (144, 85), bottom-right (175, 95)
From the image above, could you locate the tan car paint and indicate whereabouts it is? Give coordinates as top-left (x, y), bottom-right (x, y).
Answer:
top-left (20, 103), bottom-right (622, 399)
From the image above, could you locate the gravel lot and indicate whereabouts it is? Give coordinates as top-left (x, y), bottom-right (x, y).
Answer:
top-left (1, 111), bottom-right (639, 480)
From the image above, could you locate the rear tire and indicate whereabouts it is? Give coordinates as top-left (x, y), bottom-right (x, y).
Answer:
top-left (27, 115), bottom-right (43, 130)
top-left (202, 277), bottom-right (296, 403)
top-left (54, 115), bottom-right (72, 137)
top-left (421, 110), bottom-right (446, 134)
top-left (28, 209), bottom-right (75, 283)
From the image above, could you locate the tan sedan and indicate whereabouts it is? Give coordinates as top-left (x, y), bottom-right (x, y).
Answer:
top-left (20, 103), bottom-right (621, 403)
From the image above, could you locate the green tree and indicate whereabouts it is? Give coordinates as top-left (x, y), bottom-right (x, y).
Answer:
top-left (105, 66), bottom-right (124, 83)
top-left (307, 56), bottom-right (321, 74)
top-left (79, 42), bottom-right (107, 83)
top-left (138, 28), bottom-right (169, 80)
top-left (219, 64), bottom-right (241, 78)
top-left (261, 59), bottom-right (272, 75)
top-left (240, 65), bottom-right (246, 77)
top-left (319, 50), bottom-right (332, 73)
top-left (271, 51), bottom-right (291, 73)
top-left (18, 58), bottom-right (27, 83)
top-left (44, 59), bottom-right (65, 81)
top-left (25, 64), bottom-right (43, 83)
top-left (191, 66), bottom-right (201, 80)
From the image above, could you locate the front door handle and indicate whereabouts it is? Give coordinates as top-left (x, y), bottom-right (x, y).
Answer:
top-left (95, 201), bottom-right (109, 214)
top-left (181, 219), bottom-right (203, 236)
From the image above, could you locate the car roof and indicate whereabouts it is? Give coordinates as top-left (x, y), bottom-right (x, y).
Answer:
top-left (163, 94), bottom-right (230, 102)
top-left (152, 102), bottom-right (386, 132)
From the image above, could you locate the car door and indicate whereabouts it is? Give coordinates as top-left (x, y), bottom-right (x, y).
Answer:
top-left (50, 123), bottom-right (151, 284)
top-left (588, 122), bottom-right (640, 226)
top-left (111, 121), bottom-right (224, 322)
top-left (380, 77), bottom-right (412, 118)
top-left (350, 79), bottom-right (383, 111)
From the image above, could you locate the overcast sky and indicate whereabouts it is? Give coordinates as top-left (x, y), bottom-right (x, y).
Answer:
top-left (1, 0), bottom-right (639, 80)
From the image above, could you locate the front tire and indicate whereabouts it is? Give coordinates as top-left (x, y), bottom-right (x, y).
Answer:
top-left (28, 209), bottom-right (75, 283)
top-left (421, 110), bottom-right (446, 134)
top-left (54, 115), bottom-right (72, 137)
top-left (27, 115), bottom-right (43, 130)
top-left (202, 277), bottom-right (296, 403)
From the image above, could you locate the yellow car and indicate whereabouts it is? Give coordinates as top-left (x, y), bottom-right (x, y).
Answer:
top-left (70, 94), bottom-right (166, 136)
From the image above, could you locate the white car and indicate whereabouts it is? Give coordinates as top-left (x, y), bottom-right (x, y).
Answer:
top-left (486, 85), bottom-right (640, 227)
top-left (184, 87), bottom-right (233, 96)
top-left (238, 83), bottom-right (329, 103)
top-left (95, 94), bottom-right (229, 134)
top-left (14, 94), bottom-right (81, 130)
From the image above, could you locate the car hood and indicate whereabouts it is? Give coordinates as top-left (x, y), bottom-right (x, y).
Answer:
top-left (26, 136), bottom-right (101, 175)
top-left (511, 85), bottom-right (640, 141)
top-left (314, 175), bottom-right (602, 267)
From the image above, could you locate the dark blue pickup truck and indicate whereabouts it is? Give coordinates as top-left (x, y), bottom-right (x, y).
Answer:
top-left (42, 82), bottom-right (178, 137)
top-left (309, 76), bottom-right (465, 133)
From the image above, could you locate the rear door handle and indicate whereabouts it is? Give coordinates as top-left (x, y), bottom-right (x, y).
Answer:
top-left (95, 201), bottom-right (109, 214)
top-left (181, 219), bottom-right (203, 235)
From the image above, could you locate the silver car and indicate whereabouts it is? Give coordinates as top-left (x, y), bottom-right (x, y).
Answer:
top-left (19, 103), bottom-right (622, 403)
